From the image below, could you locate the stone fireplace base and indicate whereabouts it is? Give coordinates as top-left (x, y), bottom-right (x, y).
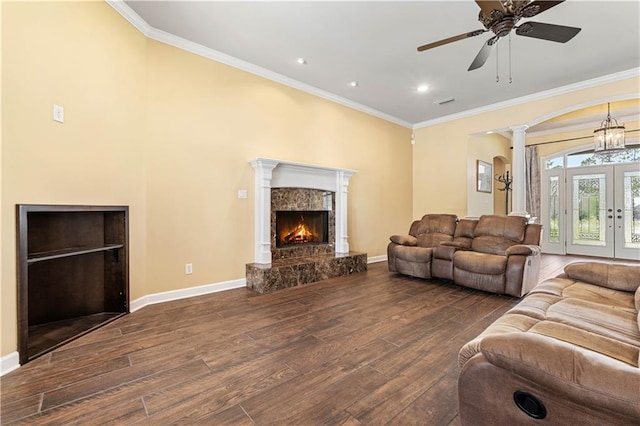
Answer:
top-left (246, 252), bottom-right (367, 294)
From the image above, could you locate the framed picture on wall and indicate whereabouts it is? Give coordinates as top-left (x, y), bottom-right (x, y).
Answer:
top-left (477, 160), bottom-right (492, 193)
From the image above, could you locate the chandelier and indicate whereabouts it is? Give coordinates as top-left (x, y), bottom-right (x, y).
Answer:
top-left (593, 103), bottom-right (625, 152)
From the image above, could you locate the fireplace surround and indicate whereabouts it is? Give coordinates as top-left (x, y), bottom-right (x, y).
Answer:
top-left (246, 158), bottom-right (367, 293)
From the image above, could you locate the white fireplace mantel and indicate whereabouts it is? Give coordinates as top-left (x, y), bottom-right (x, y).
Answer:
top-left (249, 158), bottom-right (357, 264)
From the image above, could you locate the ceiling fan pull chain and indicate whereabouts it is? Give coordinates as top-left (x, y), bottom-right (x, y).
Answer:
top-left (509, 32), bottom-right (512, 84)
top-left (496, 39), bottom-right (499, 83)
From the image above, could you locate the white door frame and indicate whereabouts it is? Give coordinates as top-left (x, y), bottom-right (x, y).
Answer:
top-left (541, 143), bottom-right (640, 259)
top-left (566, 165), bottom-right (614, 257)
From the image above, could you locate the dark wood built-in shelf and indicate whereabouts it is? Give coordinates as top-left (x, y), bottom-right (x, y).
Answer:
top-left (27, 244), bottom-right (124, 263)
top-left (16, 204), bottom-right (129, 365)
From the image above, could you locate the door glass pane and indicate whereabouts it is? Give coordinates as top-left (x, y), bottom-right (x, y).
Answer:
top-left (567, 147), bottom-right (640, 167)
top-left (548, 176), bottom-right (560, 243)
top-left (545, 156), bottom-right (563, 169)
top-left (623, 170), bottom-right (640, 248)
top-left (572, 174), bottom-right (606, 246)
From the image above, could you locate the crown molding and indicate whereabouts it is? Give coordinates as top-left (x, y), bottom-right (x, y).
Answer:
top-left (106, 0), bottom-right (151, 34)
top-left (413, 68), bottom-right (640, 130)
top-left (106, 1), bottom-right (637, 131)
top-left (106, 0), bottom-right (412, 129)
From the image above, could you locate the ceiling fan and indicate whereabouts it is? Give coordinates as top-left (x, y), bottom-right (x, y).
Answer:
top-left (417, 0), bottom-right (581, 71)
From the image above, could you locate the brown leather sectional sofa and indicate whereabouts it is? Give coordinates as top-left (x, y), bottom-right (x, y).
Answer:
top-left (388, 214), bottom-right (542, 296)
top-left (458, 262), bottom-right (640, 424)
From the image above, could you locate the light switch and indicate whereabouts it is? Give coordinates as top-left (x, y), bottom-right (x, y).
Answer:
top-left (238, 189), bottom-right (248, 199)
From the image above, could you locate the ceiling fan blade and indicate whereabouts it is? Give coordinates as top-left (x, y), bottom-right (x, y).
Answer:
top-left (417, 29), bottom-right (487, 52)
top-left (468, 36), bottom-right (498, 71)
top-left (515, 21), bottom-right (581, 43)
top-left (475, 0), bottom-right (504, 18)
top-left (520, 1), bottom-right (565, 18)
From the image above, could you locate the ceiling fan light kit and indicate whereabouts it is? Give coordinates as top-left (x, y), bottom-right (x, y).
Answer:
top-left (417, 0), bottom-right (581, 81)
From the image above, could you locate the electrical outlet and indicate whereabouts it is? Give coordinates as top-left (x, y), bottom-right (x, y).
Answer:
top-left (185, 263), bottom-right (193, 275)
top-left (53, 104), bottom-right (64, 123)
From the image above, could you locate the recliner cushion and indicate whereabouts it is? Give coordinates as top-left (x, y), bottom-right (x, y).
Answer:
top-left (565, 262), bottom-right (640, 292)
top-left (471, 215), bottom-right (527, 255)
top-left (454, 251), bottom-right (507, 275)
top-left (416, 232), bottom-right (453, 248)
top-left (412, 214), bottom-right (457, 238)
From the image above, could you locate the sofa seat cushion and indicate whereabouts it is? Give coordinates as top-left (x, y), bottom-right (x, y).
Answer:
top-left (546, 298), bottom-right (640, 348)
top-left (454, 251), bottom-right (506, 275)
top-left (507, 293), bottom-right (563, 321)
top-left (389, 245), bottom-right (433, 263)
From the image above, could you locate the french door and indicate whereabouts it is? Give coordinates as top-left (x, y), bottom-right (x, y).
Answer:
top-left (565, 163), bottom-right (639, 259)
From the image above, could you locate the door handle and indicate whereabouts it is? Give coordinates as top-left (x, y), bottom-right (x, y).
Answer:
top-left (617, 209), bottom-right (622, 213)
top-left (617, 215), bottom-right (622, 219)
top-left (608, 215), bottom-right (613, 219)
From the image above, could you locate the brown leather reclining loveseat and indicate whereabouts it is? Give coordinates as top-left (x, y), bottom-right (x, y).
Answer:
top-left (458, 262), bottom-right (640, 425)
top-left (388, 214), bottom-right (542, 296)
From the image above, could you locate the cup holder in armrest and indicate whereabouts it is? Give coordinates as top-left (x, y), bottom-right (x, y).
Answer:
top-left (514, 390), bottom-right (547, 419)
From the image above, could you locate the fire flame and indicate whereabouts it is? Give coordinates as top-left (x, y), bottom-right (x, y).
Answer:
top-left (281, 216), bottom-right (317, 245)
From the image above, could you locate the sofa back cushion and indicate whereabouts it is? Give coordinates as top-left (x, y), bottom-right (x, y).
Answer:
top-left (452, 218), bottom-right (477, 248)
top-left (409, 214), bottom-right (457, 247)
top-left (471, 215), bottom-right (527, 255)
top-left (564, 262), bottom-right (640, 293)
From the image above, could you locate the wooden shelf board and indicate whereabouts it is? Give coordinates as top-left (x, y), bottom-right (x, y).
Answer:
top-left (27, 244), bottom-right (124, 263)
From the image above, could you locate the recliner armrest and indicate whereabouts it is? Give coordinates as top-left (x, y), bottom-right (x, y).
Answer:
top-left (505, 244), bottom-right (541, 256)
top-left (440, 240), bottom-right (471, 249)
top-left (434, 241), bottom-right (470, 260)
top-left (389, 234), bottom-right (417, 246)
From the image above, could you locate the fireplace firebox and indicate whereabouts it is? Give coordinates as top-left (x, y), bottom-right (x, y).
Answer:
top-left (275, 210), bottom-right (329, 248)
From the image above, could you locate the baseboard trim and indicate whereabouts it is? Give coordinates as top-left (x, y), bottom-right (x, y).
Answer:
top-left (368, 255), bottom-right (387, 264)
top-left (1, 352), bottom-right (20, 376)
top-left (130, 278), bottom-right (246, 312)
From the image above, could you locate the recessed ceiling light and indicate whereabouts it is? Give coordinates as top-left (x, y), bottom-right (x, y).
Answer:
top-left (297, 57), bottom-right (306, 65)
top-left (350, 81), bottom-right (359, 87)
top-left (417, 84), bottom-right (429, 93)
top-left (486, 131), bottom-right (494, 134)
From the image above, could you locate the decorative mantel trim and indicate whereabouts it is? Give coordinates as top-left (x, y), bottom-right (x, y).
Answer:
top-left (249, 158), bottom-right (357, 264)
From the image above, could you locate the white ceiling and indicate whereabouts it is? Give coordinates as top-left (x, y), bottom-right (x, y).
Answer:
top-left (120, 1), bottom-right (640, 128)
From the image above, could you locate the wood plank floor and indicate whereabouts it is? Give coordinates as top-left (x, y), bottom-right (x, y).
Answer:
top-left (1, 254), bottom-right (637, 425)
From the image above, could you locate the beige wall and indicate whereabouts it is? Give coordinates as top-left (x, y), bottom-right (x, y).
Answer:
top-left (1, 2), bottom-right (148, 358)
top-left (412, 78), bottom-right (640, 218)
top-left (1, 2), bottom-right (413, 359)
top-left (144, 39), bottom-right (413, 293)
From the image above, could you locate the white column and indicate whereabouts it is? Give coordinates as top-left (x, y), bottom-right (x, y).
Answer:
top-left (249, 158), bottom-right (279, 264)
top-left (510, 125), bottom-right (529, 217)
top-left (335, 170), bottom-right (355, 253)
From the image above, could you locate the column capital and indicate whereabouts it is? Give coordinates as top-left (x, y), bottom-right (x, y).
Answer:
top-left (509, 124), bottom-right (529, 134)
